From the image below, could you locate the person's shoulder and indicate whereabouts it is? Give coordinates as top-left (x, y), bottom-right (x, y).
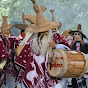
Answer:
top-left (83, 42), bottom-right (88, 48)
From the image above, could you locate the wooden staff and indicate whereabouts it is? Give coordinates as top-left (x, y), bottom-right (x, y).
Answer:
top-left (48, 31), bottom-right (53, 70)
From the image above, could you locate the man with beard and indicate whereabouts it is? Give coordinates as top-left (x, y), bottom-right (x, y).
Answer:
top-left (15, 0), bottom-right (70, 88)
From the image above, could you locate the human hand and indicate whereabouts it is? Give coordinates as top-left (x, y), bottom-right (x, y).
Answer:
top-left (49, 41), bottom-right (56, 48)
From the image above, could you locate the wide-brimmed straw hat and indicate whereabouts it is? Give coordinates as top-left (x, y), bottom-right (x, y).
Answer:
top-left (50, 9), bottom-right (62, 29)
top-left (25, 24), bottom-right (36, 34)
top-left (69, 24), bottom-right (86, 38)
top-left (62, 29), bottom-right (72, 38)
top-left (1, 16), bottom-right (14, 31)
top-left (25, 6), bottom-right (47, 34)
top-left (24, 15), bottom-right (36, 24)
top-left (15, 13), bottom-right (28, 30)
top-left (15, 24), bottom-right (28, 30)
top-left (28, 0), bottom-right (60, 33)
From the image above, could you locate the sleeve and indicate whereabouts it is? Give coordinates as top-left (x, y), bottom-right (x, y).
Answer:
top-left (53, 33), bottom-right (70, 48)
top-left (0, 38), bottom-right (10, 60)
top-left (15, 43), bottom-right (33, 69)
top-left (56, 44), bottom-right (66, 49)
top-left (82, 43), bottom-right (88, 54)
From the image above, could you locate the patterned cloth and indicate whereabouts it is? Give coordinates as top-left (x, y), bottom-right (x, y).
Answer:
top-left (15, 32), bottom-right (69, 88)
top-left (8, 36), bottom-right (19, 49)
top-left (0, 33), bottom-right (19, 87)
top-left (0, 38), bottom-right (10, 60)
top-left (0, 37), bottom-right (10, 86)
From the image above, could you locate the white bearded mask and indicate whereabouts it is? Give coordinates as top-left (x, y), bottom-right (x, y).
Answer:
top-left (31, 30), bottom-right (52, 56)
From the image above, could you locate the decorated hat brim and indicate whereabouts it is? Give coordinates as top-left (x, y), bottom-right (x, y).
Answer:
top-left (28, 21), bottom-right (60, 33)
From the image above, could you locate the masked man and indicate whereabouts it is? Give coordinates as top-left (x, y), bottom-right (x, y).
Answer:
top-left (15, 0), bottom-right (70, 88)
top-left (69, 24), bottom-right (88, 88)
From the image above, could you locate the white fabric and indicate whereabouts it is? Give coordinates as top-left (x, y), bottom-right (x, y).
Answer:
top-left (0, 84), bottom-right (6, 88)
top-left (54, 82), bottom-right (62, 88)
top-left (67, 78), bottom-right (72, 85)
top-left (6, 74), bottom-right (16, 88)
top-left (56, 44), bottom-right (65, 49)
top-left (85, 78), bottom-right (88, 88)
top-left (17, 83), bottom-right (21, 88)
top-left (56, 44), bottom-right (70, 50)
top-left (21, 81), bottom-right (26, 88)
top-left (17, 79), bottom-right (26, 88)
top-left (54, 78), bottom-right (68, 88)
top-left (20, 32), bottom-right (33, 45)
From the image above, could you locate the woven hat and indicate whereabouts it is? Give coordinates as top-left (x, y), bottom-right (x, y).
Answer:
top-left (25, 24), bottom-right (36, 34)
top-left (1, 16), bottom-right (14, 31)
top-left (50, 9), bottom-right (62, 29)
top-left (28, 0), bottom-right (60, 33)
top-left (24, 15), bottom-right (36, 24)
top-left (69, 24), bottom-right (86, 38)
top-left (25, 5), bottom-right (47, 34)
top-left (24, 15), bottom-right (36, 34)
top-left (15, 13), bottom-right (28, 30)
top-left (62, 29), bottom-right (72, 38)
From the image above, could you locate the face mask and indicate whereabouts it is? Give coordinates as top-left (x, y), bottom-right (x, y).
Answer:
top-left (66, 36), bottom-right (73, 45)
top-left (74, 32), bottom-right (82, 41)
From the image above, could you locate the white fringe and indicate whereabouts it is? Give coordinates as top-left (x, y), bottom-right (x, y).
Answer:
top-left (20, 32), bottom-right (33, 45)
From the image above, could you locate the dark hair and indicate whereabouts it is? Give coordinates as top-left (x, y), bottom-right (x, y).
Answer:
top-left (21, 29), bottom-right (25, 33)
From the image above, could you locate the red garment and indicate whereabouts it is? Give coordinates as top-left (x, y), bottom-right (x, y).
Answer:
top-left (7, 34), bottom-right (19, 77)
top-left (0, 37), bottom-right (11, 85)
top-left (8, 32), bottom-right (19, 49)
top-left (15, 32), bottom-right (69, 88)
top-left (0, 37), bottom-right (10, 60)
top-left (0, 33), bottom-right (19, 77)
top-left (1, 37), bottom-right (10, 52)
top-left (8, 36), bottom-right (19, 49)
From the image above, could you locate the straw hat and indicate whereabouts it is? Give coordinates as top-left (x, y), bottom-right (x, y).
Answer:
top-left (24, 15), bottom-right (36, 24)
top-left (50, 9), bottom-right (62, 29)
top-left (62, 29), bottom-right (72, 38)
top-left (1, 16), bottom-right (14, 31)
top-left (15, 13), bottom-right (28, 30)
top-left (69, 24), bottom-right (86, 38)
top-left (25, 24), bottom-right (36, 34)
top-left (28, 0), bottom-right (60, 33)
top-left (15, 24), bottom-right (28, 30)
top-left (25, 5), bottom-right (47, 34)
